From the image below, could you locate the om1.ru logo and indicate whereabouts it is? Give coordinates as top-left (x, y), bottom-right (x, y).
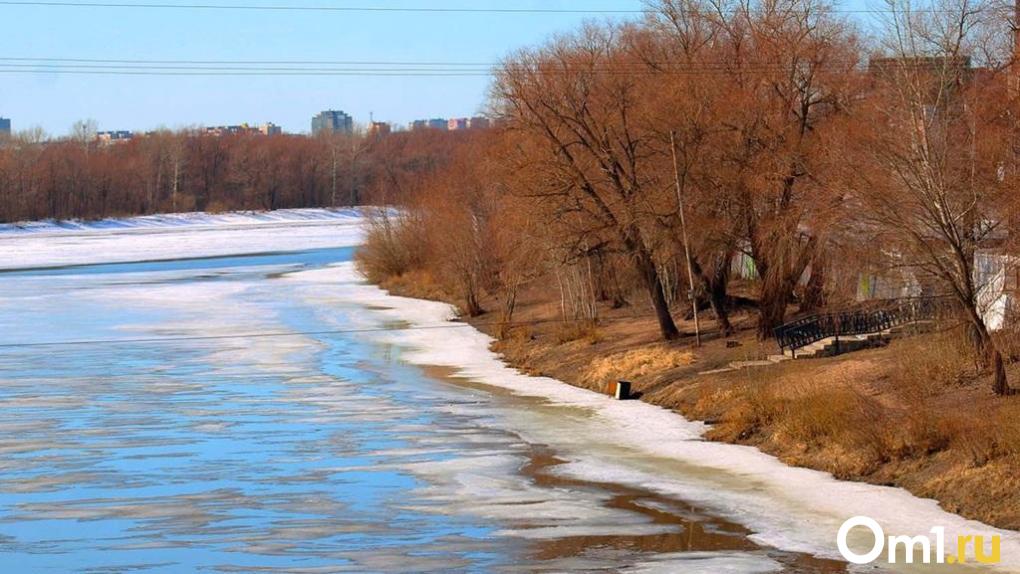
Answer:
top-left (838, 516), bottom-right (1001, 565)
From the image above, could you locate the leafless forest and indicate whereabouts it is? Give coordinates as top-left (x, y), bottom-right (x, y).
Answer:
top-left (0, 125), bottom-right (474, 223)
top-left (357, 0), bottom-right (1020, 394)
top-left (3, 0), bottom-right (1019, 394)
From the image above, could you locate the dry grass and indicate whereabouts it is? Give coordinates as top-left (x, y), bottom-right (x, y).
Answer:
top-left (581, 345), bottom-right (695, 387)
top-left (379, 269), bottom-right (448, 303)
top-left (204, 199), bottom-right (230, 214)
top-left (354, 212), bottom-right (427, 284)
top-left (381, 265), bottom-right (1020, 529)
top-left (554, 321), bottom-right (604, 345)
top-left (722, 378), bottom-right (895, 476)
top-left (699, 331), bottom-right (1020, 485)
top-left (887, 328), bottom-right (977, 397)
top-left (945, 404), bottom-right (1020, 467)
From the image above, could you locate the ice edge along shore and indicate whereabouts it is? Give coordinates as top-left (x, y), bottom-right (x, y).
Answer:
top-left (5, 208), bottom-right (1018, 571)
top-left (315, 261), bottom-right (1020, 571)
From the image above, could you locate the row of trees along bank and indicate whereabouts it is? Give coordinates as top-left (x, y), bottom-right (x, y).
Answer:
top-left (357, 0), bottom-right (1020, 395)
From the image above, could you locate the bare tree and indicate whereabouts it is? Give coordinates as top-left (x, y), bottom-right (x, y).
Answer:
top-left (849, 0), bottom-right (1016, 394)
top-left (494, 24), bottom-right (684, 341)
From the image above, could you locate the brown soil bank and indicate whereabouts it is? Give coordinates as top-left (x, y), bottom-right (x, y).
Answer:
top-left (378, 271), bottom-right (1020, 531)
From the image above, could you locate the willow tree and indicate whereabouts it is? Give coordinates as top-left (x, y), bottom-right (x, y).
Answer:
top-left (711, 0), bottom-right (861, 338)
top-left (493, 24), bottom-right (683, 341)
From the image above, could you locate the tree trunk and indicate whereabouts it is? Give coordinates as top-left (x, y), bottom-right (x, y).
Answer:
top-left (757, 289), bottom-right (790, 339)
top-left (975, 321), bottom-right (1011, 396)
top-left (634, 246), bottom-right (681, 341)
top-left (800, 261), bottom-right (827, 313)
top-left (464, 285), bottom-right (484, 318)
top-left (966, 305), bottom-right (1012, 395)
top-left (754, 236), bottom-right (817, 339)
top-left (594, 249), bottom-right (628, 308)
top-left (991, 346), bottom-right (1009, 396)
top-left (692, 254), bottom-right (734, 337)
top-left (708, 254), bottom-right (734, 337)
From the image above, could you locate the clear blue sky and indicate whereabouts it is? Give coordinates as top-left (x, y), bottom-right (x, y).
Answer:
top-left (0, 0), bottom-right (873, 136)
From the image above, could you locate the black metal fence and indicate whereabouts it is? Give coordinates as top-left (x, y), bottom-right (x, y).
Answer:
top-left (774, 297), bottom-right (951, 355)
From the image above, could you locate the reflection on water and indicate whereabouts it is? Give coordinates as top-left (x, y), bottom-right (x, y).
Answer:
top-left (0, 248), bottom-right (847, 573)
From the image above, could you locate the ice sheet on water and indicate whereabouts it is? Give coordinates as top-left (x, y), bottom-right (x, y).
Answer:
top-left (301, 262), bottom-right (1020, 571)
top-left (0, 208), bottom-right (366, 271)
top-left (10, 216), bottom-right (1018, 571)
top-left (0, 208), bottom-right (364, 235)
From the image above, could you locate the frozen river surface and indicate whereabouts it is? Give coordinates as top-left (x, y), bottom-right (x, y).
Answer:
top-left (0, 213), bottom-right (1016, 573)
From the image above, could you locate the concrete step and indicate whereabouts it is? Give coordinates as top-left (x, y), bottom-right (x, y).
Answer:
top-left (729, 360), bottom-right (776, 369)
top-left (787, 332), bottom-right (893, 359)
top-left (698, 355), bottom-right (791, 376)
top-left (783, 318), bottom-right (935, 360)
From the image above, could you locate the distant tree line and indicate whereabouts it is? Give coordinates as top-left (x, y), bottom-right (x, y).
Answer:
top-left (0, 127), bottom-right (476, 222)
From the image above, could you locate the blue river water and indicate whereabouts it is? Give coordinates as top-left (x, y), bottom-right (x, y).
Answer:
top-left (0, 247), bottom-right (844, 573)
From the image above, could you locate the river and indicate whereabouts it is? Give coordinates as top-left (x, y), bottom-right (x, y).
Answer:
top-left (0, 215), bottom-right (1015, 573)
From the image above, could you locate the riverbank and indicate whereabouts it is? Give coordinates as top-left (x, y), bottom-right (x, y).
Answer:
top-left (6, 213), bottom-right (862, 573)
top-left (376, 270), bottom-right (1020, 532)
top-left (9, 207), bottom-right (1018, 571)
top-left (0, 208), bottom-right (365, 270)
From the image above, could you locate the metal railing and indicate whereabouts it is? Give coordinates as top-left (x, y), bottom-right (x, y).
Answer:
top-left (774, 297), bottom-right (950, 356)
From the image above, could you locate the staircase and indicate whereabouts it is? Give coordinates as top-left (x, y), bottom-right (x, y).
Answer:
top-left (775, 298), bottom-right (947, 359)
top-left (782, 321), bottom-right (936, 359)
top-left (697, 299), bottom-right (947, 375)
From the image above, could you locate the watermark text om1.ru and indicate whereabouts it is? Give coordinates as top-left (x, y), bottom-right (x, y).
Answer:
top-left (838, 516), bottom-right (1001, 565)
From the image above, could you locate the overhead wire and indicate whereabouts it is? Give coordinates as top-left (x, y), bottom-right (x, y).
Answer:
top-left (0, 57), bottom-right (913, 77)
top-left (0, 1), bottom-right (645, 13)
top-left (0, 1), bottom-right (986, 14)
top-left (0, 312), bottom-right (697, 349)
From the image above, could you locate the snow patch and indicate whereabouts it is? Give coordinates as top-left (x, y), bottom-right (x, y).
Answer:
top-left (303, 262), bottom-right (1020, 572)
top-left (0, 208), bottom-right (365, 271)
top-left (0, 208), bottom-right (362, 236)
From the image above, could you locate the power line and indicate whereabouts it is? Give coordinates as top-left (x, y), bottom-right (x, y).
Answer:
top-left (0, 69), bottom-right (497, 76)
top-left (0, 56), bottom-right (886, 77)
top-left (0, 64), bottom-right (955, 77)
top-left (0, 56), bottom-right (499, 65)
top-left (0, 1), bottom-right (996, 14)
top-left (0, 313), bottom-right (682, 349)
top-left (0, 56), bottom-right (983, 74)
top-left (0, 1), bottom-right (645, 14)
top-left (0, 56), bottom-right (864, 68)
top-left (0, 0), bottom-right (987, 14)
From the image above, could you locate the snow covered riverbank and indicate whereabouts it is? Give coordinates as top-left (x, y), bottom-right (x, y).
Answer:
top-left (4, 210), bottom-right (1018, 571)
top-left (311, 261), bottom-right (1020, 572)
top-left (0, 208), bottom-right (364, 270)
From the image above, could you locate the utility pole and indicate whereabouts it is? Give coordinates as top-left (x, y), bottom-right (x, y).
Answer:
top-left (1013, 0), bottom-right (1019, 220)
top-left (670, 130), bottom-right (701, 347)
top-left (349, 139), bottom-right (359, 207)
top-left (1014, 0), bottom-right (1020, 92)
top-left (331, 142), bottom-right (338, 208)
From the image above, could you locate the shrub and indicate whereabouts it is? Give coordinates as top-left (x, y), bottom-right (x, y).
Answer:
top-left (947, 403), bottom-right (1020, 467)
top-left (354, 210), bottom-right (427, 283)
top-left (888, 329), bottom-right (975, 397)
top-left (556, 320), bottom-right (604, 345)
top-left (581, 344), bottom-right (695, 385)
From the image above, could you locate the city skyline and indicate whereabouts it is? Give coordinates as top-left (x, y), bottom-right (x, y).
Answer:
top-left (32, 112), bottom-right (493, 141)
top-left (0, 110), bottom-right (502, 137)
top-left (0, 0), bottom-right (655, 136)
